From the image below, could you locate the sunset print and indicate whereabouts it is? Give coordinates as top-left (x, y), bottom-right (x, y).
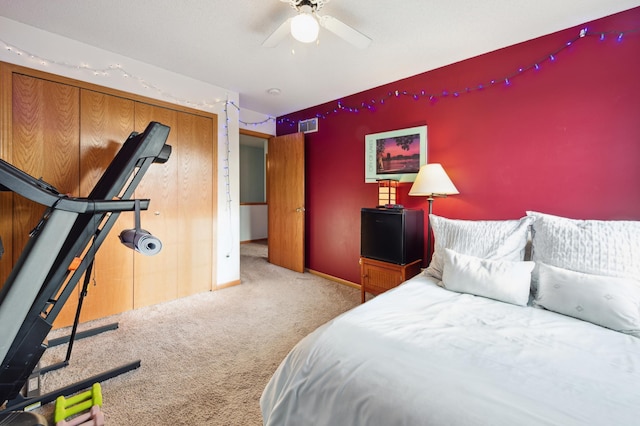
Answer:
top-left (376, 133), bottom-right (421, 174)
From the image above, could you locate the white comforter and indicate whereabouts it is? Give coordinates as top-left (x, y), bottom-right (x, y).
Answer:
top-left (261, 274), bottom-right (640, 425)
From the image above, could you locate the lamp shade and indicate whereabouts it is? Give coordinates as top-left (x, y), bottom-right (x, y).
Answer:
top-left (409, 163), bottom-right (459, 196)
top-left (291, 12), bottom-right (319, 43)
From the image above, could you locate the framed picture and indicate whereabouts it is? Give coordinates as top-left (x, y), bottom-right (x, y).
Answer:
top-left (364, 125), bottom-right (427, 183)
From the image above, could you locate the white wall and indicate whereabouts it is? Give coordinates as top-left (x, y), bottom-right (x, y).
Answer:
top-left (239, 204), bottom-right (268, 242)
top-left (0, 16), bottom-right (274, 287)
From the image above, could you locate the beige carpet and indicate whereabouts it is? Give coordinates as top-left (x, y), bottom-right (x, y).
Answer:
top-left (30, 242), bottom-right (360, 425)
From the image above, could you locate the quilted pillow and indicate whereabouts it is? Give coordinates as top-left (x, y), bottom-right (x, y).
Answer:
top-left (441, 248), bottom-right (534, 306)
top-left (535, 262), bottom-right (640, 337)
top-left (425, 214), bottom-right (532, 281)
top-left (527, 212), bottom-right (640, 291)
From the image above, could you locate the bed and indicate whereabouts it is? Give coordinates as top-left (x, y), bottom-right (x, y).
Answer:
top-left (261, 211), bottom-right (640, 425)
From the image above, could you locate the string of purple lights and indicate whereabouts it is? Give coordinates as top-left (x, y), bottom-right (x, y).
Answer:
top-left (2, 24), bottom-right (637, 129)
top-left (277, 26), bottom-right (640, 127)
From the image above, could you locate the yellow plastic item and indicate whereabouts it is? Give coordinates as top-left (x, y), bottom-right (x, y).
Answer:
top-left (54, 383), bottom-right (103, 424)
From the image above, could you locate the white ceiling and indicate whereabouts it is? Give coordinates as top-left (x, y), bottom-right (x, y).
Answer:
top-left (0, 0), bottom-right (638, 117)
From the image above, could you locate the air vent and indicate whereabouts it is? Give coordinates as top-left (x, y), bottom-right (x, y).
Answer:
top-left (298, 118), bottom-right (318, 134)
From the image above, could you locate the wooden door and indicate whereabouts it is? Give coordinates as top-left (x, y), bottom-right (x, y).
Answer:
top-left (176, 112), bottom-right (214, 297)
top-left (267, 132), bottom-right (305, 272)
top-left (133, 103), bottom-right (179, 308)
top-left (10, 73), bottom-right (81, 327)
top-left (79, 89), bottom-right (135, 321)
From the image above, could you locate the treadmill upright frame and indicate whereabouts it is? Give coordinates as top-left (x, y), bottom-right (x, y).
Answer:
top-left (0, 121), bottom-right (172, 408)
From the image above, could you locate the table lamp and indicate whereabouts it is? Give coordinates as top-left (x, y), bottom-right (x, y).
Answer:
top-left (409, 163), bottom-right (459, 262)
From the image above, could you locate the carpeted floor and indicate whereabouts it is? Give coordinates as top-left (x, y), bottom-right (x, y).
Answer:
top-left (29, 242), bottom-right (360, 425)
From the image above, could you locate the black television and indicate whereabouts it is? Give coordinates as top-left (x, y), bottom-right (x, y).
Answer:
top-left (360, 208), bottom-right (424, 265)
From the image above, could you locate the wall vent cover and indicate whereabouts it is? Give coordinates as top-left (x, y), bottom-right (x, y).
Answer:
top-left (298, 118), bottom-right (318, 134)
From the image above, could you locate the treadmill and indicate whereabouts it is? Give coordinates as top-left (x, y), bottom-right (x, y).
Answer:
top-left (0, 121), bottom-right (172, 411)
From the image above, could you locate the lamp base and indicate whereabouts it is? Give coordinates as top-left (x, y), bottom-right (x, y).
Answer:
top-left (376, 204), bottom-right (404, 209)
top-left (426, 197), bottom-right (434, 263)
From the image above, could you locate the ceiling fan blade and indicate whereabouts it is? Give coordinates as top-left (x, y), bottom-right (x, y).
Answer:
top-left (318, 14), bottom-right (371, 48)
top-left (263, 18), bottom-right (293, 48)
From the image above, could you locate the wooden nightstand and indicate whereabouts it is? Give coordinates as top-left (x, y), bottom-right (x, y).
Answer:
top-left (360, 257), bottom-right (422, 303)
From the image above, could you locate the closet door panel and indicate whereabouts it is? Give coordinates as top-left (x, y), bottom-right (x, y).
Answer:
top-left (176, 113), bottom-right (213, 296)
top-left (1, 65), bottom-right (12, 287)
top-left (12, 74), bottom-right (80, 253)
top-left (11, 73), bottom-right (80, 327)
top-left (79, 89), bottom-right (136, 321)
top-left (133, 103), bottom-right (179, 308)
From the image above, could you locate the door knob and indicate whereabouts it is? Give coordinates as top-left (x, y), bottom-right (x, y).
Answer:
top-left (296, 207), bottom-right (306, 212)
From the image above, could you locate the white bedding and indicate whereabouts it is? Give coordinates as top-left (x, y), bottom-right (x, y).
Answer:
top-left (261, 274), bottom-right (640, 426)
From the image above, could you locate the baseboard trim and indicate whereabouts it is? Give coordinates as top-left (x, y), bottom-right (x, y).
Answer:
top-left (307, 269), bottom-right (361, 289)
top-left (216, 279), bottom-right (241, 290)
top-left (240, 238), bottom-right (268, 244)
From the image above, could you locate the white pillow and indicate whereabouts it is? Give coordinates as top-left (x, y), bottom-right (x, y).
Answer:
top-left (527, 211), bottom-right (640, 280)
top-left (426, 214), bottom-right (532, 281)
top-left (535, 262), bottom-right (640, 337)
top-left (441, 248), bottom-right (534, 306)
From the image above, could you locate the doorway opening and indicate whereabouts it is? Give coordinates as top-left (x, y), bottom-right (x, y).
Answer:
top-left (239, 129), bottom-right (270, 247)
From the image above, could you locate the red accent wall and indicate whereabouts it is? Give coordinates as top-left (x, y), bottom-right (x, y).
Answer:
top-left (277, 8), bottom-right (640, 284)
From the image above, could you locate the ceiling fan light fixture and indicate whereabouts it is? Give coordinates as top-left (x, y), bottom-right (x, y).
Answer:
top-left (290, 12), bottom-right (319, 43)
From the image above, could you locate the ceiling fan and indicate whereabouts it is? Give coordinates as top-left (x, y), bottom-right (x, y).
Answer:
top-left (263, 0), bottom-right (372, 49)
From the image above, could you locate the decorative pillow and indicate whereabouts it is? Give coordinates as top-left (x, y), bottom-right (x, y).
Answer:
top-left (527, 211), bottom-right (640, 293)
top-left (425, 214), bottom-right (533, 281)
top-left (535, 262), bottom-right (640, 337)
top-left (441, 248), bottom-right (534, 306)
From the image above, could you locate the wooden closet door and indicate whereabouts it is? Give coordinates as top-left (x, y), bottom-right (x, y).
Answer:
top-left (133, 103), bottom-right (179, 308)
top-left (11, 73), bottom-right (80, 327)
top-left (2, 62), bottom-right (218, 326)
top-left (176, 113), bottom-right (214, 296)
top-left (79, 89), bottom-right (136, 321)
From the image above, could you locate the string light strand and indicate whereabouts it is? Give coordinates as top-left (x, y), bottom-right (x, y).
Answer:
top-left (3, 24), bottom-right (637, 130)
top-left (278, 26), bottom-right (640, 127)
top-left (226, 100), bottom-right (276, 126)
top-left (0, 39), bottom-right (276, 127)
